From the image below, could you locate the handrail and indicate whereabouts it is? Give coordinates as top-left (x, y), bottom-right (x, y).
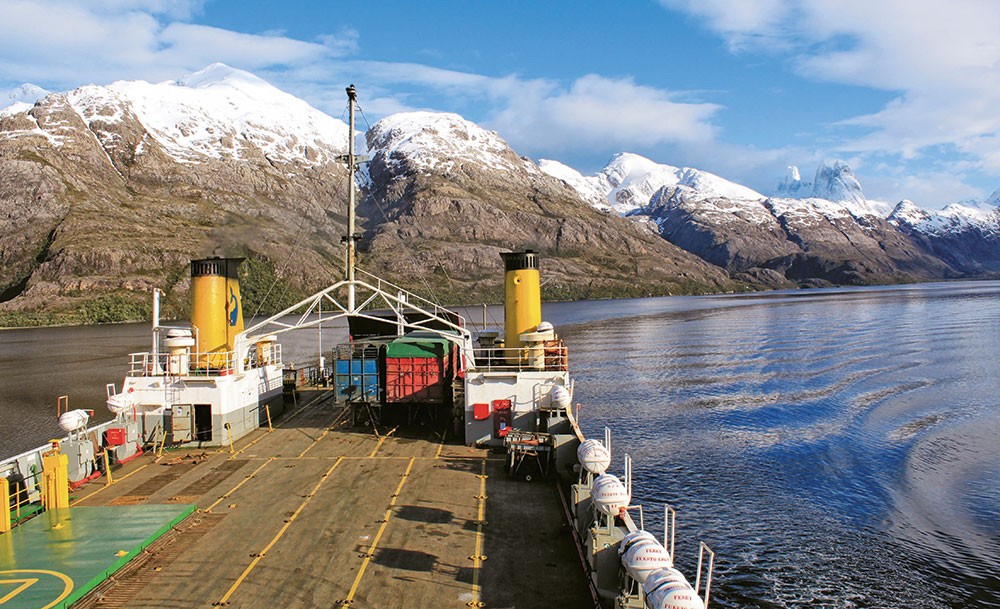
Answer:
top-left (471, 344), bottom-right (568, 373)
top-left (125, 344), bottom-right (283, 377)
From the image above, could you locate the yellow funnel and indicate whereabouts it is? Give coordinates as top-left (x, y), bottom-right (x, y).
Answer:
top-left (190, 258), bottom-right (244, 369)
top-left (501, 251), bottom-right (541, 360)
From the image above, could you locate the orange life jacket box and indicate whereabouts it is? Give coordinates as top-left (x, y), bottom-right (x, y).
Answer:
top-left (105, 428), bottom-right (127, 446)
top-left (493, 399), bottom-right (512, 438)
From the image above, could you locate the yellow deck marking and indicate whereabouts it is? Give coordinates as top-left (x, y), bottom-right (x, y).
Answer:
top-left (0, 577), bottom-right (38, 603)
top-left (217, 456), bottom-right (344, 605)
top-left (0, 569), bottom-right (73, 609)
top-left (345, 456), bottom-right (416, 603)
top-left (367, 436), bottom-right (388, 459)
top-left (471, 458), bottom-right (487, 604)
top-left (71, 463), bottom-right (150, 506)
top-left (205, 458), bottom-right (275, 513)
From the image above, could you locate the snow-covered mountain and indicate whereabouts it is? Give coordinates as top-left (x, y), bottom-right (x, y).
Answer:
top-left (367, 111), bottom-right (536, 177)
top-left (3, 61), bottom-right (1000, 322)
top-left (2, 64), bottom-right (348, 167)
top-left (1, 83), bottom-right (49, 113)
top-left (539, 152), bottom-right (763, 215)
top-left (888, 199), bottom-right (1000, 236)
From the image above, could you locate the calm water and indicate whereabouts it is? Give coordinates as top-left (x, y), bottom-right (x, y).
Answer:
top-left (2, 281), bottom-right (999, 607)
top-left (562, 282), bottom-right (1000, 608)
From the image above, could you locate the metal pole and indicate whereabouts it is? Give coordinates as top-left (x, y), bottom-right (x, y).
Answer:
top-left (152, 288), bottom-right (160, 365)
top-left (346, 84), bottom-right (357, 312)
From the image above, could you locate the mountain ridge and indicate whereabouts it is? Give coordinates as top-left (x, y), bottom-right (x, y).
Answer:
top-left (1, 64), bottom-right (996, 325)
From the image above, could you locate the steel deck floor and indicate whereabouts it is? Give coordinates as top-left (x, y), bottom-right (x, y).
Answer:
top-left (61, 395), bottom-right (592, 609)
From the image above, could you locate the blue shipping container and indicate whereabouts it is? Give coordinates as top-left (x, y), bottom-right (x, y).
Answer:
top-left (334, 357), bottom-right (380, 403)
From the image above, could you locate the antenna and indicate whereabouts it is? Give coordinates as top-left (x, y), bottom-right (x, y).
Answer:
top-left (604, 426), bottom-right (611, 455)
top-left (337, 85), bottom-right (370, 314)
top-left (345, 84), bottom-right (358, 311)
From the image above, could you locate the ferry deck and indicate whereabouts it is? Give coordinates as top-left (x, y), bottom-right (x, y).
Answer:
top-left (50, 391), bottom-right (594, 609)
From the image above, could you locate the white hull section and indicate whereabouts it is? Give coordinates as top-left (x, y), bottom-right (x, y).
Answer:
top-left (121, 363), bottom-right (284, 446)
top-left (463, 369), bottom-right (570, 445)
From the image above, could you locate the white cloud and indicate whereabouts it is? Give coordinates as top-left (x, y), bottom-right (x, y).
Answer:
top-left (488, 74), bottom-right (721, 153)
top-left (660, 0), bottom-right (1000, 187)
top-left (0, 0), bottom-right (352, 89)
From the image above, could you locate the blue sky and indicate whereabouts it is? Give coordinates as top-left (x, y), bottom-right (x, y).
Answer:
top-left (2, 0), bottom-right (999, 208)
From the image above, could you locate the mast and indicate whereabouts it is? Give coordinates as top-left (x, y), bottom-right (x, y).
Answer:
top-left (346, 84), bottom-right (358, 311)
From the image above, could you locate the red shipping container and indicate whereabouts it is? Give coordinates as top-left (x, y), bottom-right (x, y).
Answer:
top-left (385, 355), bottom-right (450, 403)
top-left (105, 428), bottom-right (127, 446)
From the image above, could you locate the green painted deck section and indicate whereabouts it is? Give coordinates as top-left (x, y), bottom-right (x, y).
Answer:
top-left (0, 504), bottom-right (194, 609)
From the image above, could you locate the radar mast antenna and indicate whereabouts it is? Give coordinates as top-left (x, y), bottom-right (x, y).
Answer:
top-left (345, 84), bottom-right (358, 311)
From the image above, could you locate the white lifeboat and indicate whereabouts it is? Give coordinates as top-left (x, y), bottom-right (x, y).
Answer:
top-left (577, 438), bottom-right (611, 475)
top-left (107, 390), bottom-right (134, 414)
top-left (550, 385), bottom-right (571, 410)
top-left (622, 537), bottom-right (673, 583)
top-left (619, 530), bottom-right (658, 556)
top-left (590, 473), bottom-right (629, 515)
top-left (643, 568), bottom-right (704, 609)
top-left (58, 409), bottom-right (90, 433)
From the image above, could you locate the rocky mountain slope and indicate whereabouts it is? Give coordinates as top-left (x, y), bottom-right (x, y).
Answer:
top-left (358, 112), bottom-right (736, 302)
top-left (3, 64), bottom-right (998, 325)
top-left (0, 66), bottom-right (737, 324)
top-left (888, 198), bottom-right (1000, 272)
top-left (0, 64), bottom-right (352, 323)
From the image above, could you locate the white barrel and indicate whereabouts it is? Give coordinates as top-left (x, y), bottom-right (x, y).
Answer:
top-left (591, 473), bottom-right (629, 515)
top-left (577, 438), bottom-right (611, 475)
top-left (619, 530), bottom-right (658, 556)
top-left (58, 409), bottom-right (90, 433)
top-left (623, 538), bottom-right (673, 583)
top-left (551, 385), bottom-right (571, 410)
top-left (643, 568), bottom-right (703, 609)
top-left (106, 392), bottom-right (134, 414)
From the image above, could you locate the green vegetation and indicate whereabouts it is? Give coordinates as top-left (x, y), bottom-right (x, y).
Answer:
top-left (239, 255), bottom-right (308, 319)
top-left (76, 292), bottom-right (152, 324)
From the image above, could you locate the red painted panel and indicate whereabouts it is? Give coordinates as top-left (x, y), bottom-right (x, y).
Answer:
top-left (473, 402), bottom-right (491, 420)
top-left (385, 356), bottom-right (448, 403)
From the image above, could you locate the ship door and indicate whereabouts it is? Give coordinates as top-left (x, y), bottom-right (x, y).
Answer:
top-left (194, 404), bottom-right (213, 443)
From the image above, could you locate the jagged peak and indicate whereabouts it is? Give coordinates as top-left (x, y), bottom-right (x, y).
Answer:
top-left (811, 159), bottom-right (865, 205)
top-left (2, 83), bottom-right (50, 110)
top-left (368, 111), bottom-right (526, 174)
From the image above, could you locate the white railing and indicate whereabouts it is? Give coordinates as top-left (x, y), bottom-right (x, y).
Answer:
top-left (126, 344), bottom-right (283, 377)
top-left (471, 343), bottom-right (568, 373)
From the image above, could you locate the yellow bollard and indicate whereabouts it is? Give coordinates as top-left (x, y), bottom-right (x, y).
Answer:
top-left (155, 426), bottom-right (168, 461)
top-left (225, 422), bottom-right (235, 453)
top-left (103, 450), bottom-right (114, 486)
top-left (42, 441), bottom-right (70, 510)
top-left (265, 405), bottom-right (273, 432)
top-left (1, 479), bottom-right (10, 533)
